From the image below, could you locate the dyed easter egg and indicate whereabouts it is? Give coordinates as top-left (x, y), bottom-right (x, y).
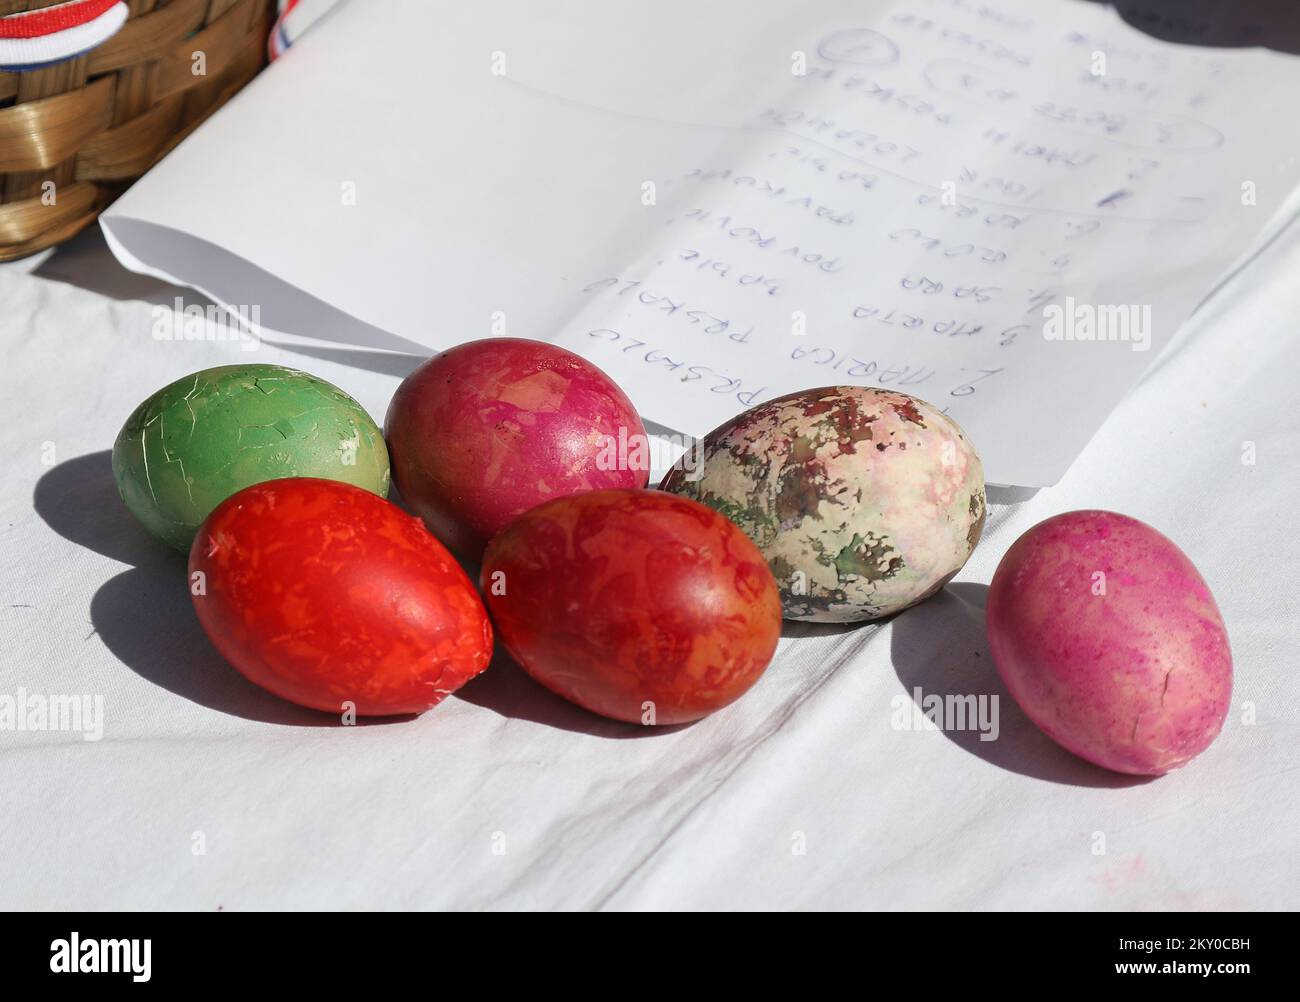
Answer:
top-left (481, 489), bottom-right (781, 725)
top-left (190, 478), bottom-right (492, 716)
top-left (661, 386), bottom-right (985, 623)
top-left (113, 364), bottom-right (390, 551)
top-left (384, 338), bottom-right (648, 560)
top-left (986, 510), bottom-right (1232, 775)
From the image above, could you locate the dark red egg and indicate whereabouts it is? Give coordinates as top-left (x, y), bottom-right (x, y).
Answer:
top-left (481, 489), bottom-right (782, 725)
top-left (384, 338), bottom-right (649, 560)
top-left (189, 477), bottom-right (492, 716)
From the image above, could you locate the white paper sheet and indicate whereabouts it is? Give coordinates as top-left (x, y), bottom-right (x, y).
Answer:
top-left (101, 0), bottom-right (1300, 486)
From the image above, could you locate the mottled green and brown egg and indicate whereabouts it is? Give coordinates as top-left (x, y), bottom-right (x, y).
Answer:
top-left (113, 364), bottom-right (390, 551)
top-left (660, 386), bottom-right (985, 623)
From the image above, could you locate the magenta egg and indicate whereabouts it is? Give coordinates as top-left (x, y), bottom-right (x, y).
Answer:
top-left (986, 510), bottom-right (1232, 775)
top-left (384, 338), bottom-right (649, 559)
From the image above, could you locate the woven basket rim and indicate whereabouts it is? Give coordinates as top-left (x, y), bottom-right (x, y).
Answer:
top-left (0, 0), bottom-right (275, 262)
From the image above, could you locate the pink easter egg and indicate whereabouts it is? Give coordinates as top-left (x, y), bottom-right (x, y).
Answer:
top-left (987, 510), bottom-right (1232, 775)
top-left (385, 338), bottom-right (648, 560)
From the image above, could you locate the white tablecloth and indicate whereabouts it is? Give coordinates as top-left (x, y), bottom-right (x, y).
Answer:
top-left (1, 224), bottom-right (1296, 910)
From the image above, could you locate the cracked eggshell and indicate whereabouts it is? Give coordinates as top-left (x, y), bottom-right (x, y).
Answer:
top-left (660, 386), bottom-right (985, 623)
top-left (113, 364), bottom-right (390, 551)
top-left (986, 510), bottom-right (1232, 776)
top-left (384, 338), bottom-right (649, 561)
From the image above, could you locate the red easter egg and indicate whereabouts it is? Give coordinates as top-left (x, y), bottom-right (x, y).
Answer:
top-left (481, 489), bottom-right (782, 725)
top-left (189, 477), bottom-right (493, 716)
top-left (384, 338), bottom-right (649, 560)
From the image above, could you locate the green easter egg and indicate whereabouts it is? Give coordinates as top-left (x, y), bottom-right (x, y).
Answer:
top-left (112, 364), bottom-right (390, 551)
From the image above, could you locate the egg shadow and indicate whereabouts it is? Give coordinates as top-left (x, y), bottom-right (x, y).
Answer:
top-left (33, 450), bottom-right (171, 568)
top-left (781, 618), bottom-right (877, 640)
top-left (454, 645), bottom-right (697, 738)
top-left (889, 582), bottom-right (1154, 788)
top-left (34, 451), bottom-right (405, 727)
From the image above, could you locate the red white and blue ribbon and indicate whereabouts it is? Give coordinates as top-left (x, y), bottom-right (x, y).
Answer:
top-left (268, 0), bottom-right (340, 61)
top-left (0, 0), bottom-right (127, 72)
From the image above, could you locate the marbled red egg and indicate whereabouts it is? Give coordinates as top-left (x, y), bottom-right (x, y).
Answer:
top-left (189, 477), bottom-right (493, 716)
top-left (480, 489), bottom-right (782, 725)
top-left (986, 510), bottom-right (1232, 775)
top-left (385, 338), bottom-right (649, 560)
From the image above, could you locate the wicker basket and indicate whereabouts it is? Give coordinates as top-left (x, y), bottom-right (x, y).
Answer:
top-left (0, 0), bottom-right (275, 262)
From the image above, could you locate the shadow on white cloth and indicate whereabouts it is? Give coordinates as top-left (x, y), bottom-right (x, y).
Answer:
top-left (33, 450), bottom-right (689, 737)
top-left (890, 582), bottom-right (1154, 788)
top-left (32, 451), bottom-right (407, 727)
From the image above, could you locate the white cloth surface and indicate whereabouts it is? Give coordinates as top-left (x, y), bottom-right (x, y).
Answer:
top-left (0, 222), bottom-right (1296, 911)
